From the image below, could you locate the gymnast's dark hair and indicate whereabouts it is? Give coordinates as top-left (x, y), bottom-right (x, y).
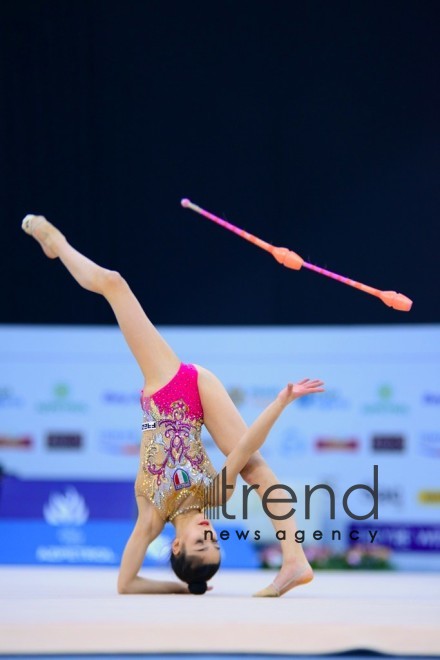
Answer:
top-left (170, 549), bottom-right (220, 595)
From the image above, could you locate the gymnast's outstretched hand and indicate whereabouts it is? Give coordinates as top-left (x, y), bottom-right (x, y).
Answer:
top-left (219, 377), bottom-right (325, 493)
top-left (277, 378), bottom-right (325, 406)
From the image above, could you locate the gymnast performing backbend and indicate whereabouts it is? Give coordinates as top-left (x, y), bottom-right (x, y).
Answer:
top-left (22, 214), bottom-right (324, 597)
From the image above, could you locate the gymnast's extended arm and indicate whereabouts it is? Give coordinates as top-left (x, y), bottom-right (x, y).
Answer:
top-left (117, 498), bottom-right (189, 595)
top-left (218, 379), bottom-right (325, 497)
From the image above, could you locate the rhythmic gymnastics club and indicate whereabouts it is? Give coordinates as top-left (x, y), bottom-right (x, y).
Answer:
top-left (181, 199), bottom-right (412, 312)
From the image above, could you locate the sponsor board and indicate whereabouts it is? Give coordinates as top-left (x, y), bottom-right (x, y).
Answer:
top-left (349, 523), bottom-right (440, 552)
top-left (0, 483), bottom-right (131, 566)
top-left (227, 386), bottom-right (246, 407)
top-left (362, 385), bottom-right (409, 414)
top-left (0, 520), bottom-right (258, 567)
top-left (101, 391), bottom-right (139, 406)
top-left (418, 490), bottom-right (440, 505)
top-left (43, 487), bottom-right (90, 525)
top-left (359, 487), bottom-right (404, 509)
top-left (0, 387), bottom-right (25, 409)
top-left (37, 384), bottom-right (87, 414)
top-left (296, 389), bottom-right (350, 411)
top-left (99, 429), bottom-right (140, 455)
top-left (279, 428), bottom-right (308, 456)
top-left (227, 385), bottom-right (279, 409)
top-left (0, 435), bottom-right (33, 449)
top-left (0, 477), bottom-right (136, 519)
top-left (372, 434), bottom-right (405, 451)
top-left (0, 476), bottom-right (283, 568)
top-left (314, 437), bottom-right (359, 452)
top-left (46, 433), bottom-right (83, 449)
top-left (422, 392), bottom-right (440, 405)
top-left (419, 433), bottom-right (440, 457)
top-left (0, 520), bottom-right (127, 565)
top-left (228, 385), bottom-right (351, 412)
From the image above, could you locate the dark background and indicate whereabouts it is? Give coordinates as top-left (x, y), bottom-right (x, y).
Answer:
top-left (1, 0), bottom-right (438, 326)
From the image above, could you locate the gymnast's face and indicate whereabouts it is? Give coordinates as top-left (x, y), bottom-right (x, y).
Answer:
top-left (173, 513), bottom-right (221, 564)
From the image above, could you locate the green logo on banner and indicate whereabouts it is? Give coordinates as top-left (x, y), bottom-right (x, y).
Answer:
top-left (37, 383), bottom-right (88, 413)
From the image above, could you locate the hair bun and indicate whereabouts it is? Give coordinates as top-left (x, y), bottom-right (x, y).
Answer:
top-left (188, 580), bottom-right (207, 595)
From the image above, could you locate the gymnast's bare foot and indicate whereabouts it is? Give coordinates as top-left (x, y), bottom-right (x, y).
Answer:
top-left (253, 559), bottom-right (314, 597)
top-left (21, 215), bottom-right (66, 258)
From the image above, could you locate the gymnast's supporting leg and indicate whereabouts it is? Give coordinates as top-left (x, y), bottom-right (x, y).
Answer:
top-left (198, 363), bottom-right (315, 596)
top-left (240, 454), bottom-right (313, 596)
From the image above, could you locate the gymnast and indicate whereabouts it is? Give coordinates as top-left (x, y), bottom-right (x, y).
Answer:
top-left (22, 214), bottom-right (324, 596)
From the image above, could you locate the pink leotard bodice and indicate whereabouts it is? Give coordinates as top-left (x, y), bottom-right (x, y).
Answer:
top-left (147, 362), bottom-right (204, 422)
top-left (134, 363), bottom-right (217, 521)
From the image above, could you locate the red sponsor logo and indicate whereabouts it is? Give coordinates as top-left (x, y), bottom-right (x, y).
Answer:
top-left (0, 435), bottom-right (33, 449)
top-left (315, 437), bottom-right (359, 452)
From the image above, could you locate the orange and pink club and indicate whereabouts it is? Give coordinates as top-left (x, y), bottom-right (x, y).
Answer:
top-left (181, 198), bottom-right (412, 312)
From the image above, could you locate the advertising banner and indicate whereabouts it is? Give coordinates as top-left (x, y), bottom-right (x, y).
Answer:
top-left (1, 325), bottom-right (439, 568)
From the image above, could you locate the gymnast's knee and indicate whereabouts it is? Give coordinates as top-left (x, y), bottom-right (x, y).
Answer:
top-left (100, 269), bottom-right (127, 295)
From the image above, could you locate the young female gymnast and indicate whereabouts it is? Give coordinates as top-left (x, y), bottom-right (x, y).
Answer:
top-left (22, 214), bottom-right (324, 597)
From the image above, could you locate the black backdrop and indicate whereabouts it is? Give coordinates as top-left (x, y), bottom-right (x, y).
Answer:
top-left (1, 0), bottom-right (439, 326)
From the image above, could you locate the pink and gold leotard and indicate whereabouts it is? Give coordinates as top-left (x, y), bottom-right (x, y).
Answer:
top-left (134, 363), bottom-right (217, 522)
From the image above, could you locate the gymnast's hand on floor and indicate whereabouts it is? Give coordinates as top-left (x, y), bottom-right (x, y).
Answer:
top-left (277, 379), bottom-right (325, 406)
